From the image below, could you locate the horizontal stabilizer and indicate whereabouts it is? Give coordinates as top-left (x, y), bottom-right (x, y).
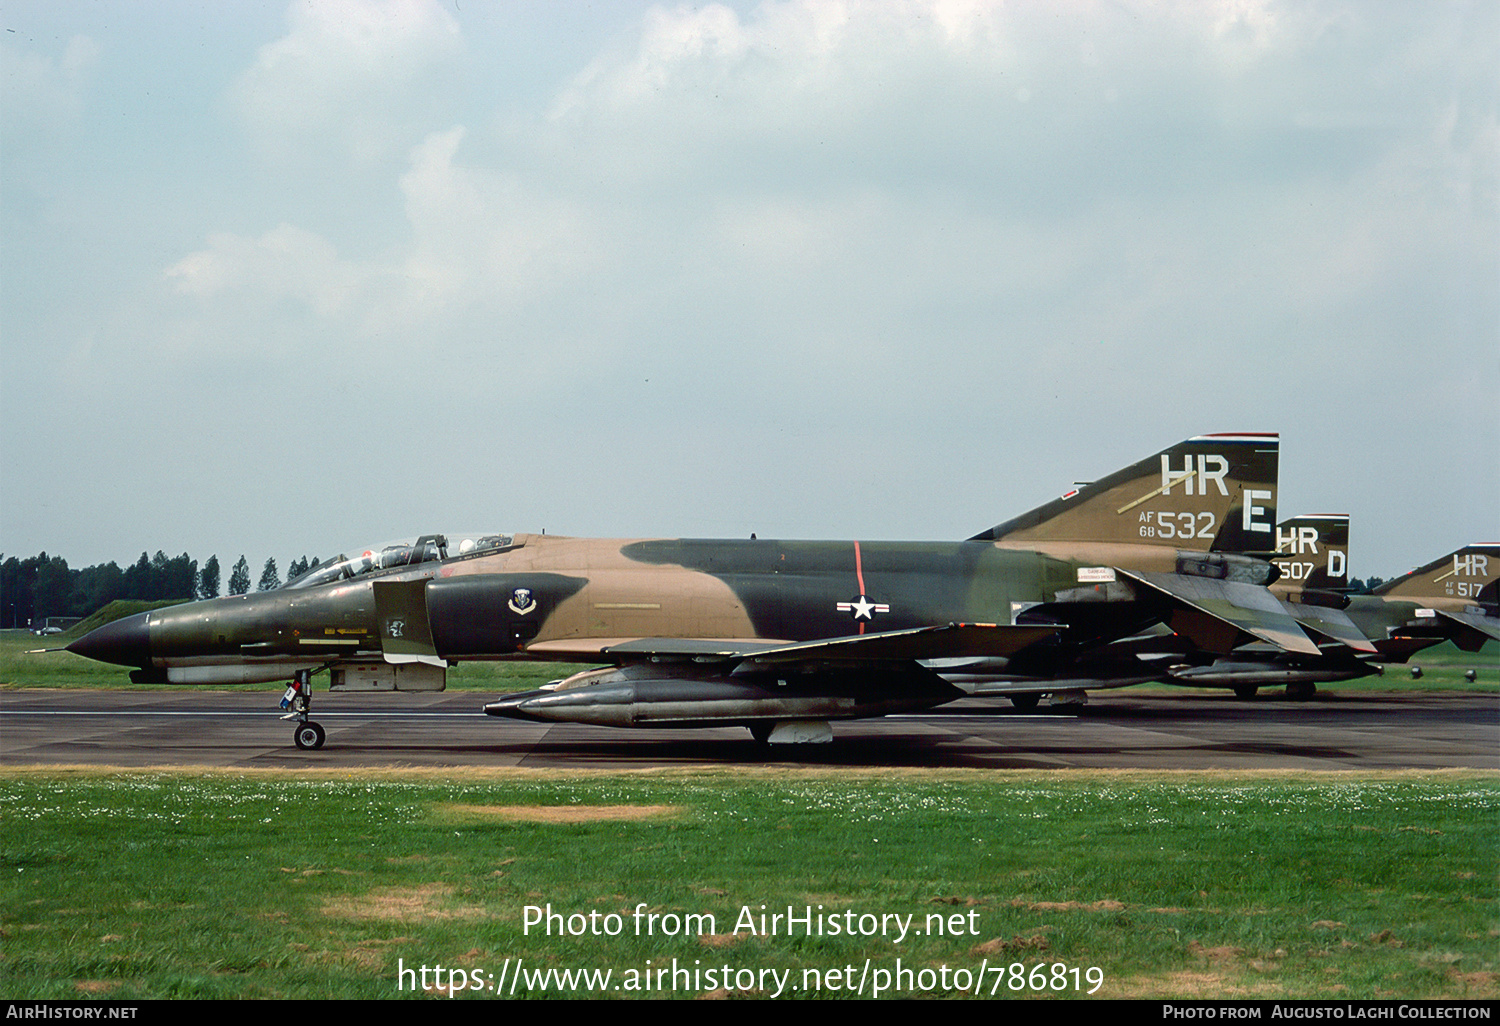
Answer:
top-left (1121, 570), bottom-right (1323, 655)
top-left (1435, 609), bottom-right (1500, 650)
top-left (1439, 609), bottom-right (1500, 640)
top-left (1281, 601), bottom-right (1378, 653)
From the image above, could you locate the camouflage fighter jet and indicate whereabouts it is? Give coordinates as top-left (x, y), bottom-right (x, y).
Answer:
top-left (66, 434), bottom-right (1316, 748)
top-left (1162, 513), bottom-right (1374, 697)
top-left (1349, 545), bottom-right (1499, 669)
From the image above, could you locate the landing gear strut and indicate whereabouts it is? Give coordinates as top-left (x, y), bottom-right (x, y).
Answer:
top-left (281, 669), bottom-right (326, 749)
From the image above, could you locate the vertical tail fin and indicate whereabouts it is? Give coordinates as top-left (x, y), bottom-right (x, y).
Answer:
top-left (972, 433), bottom-right (1279, 553)
top-left (1374, 546), bottom-right (1499, 606)
top-left (1270, 514), bottom-right (1374, 651)
top-left (1272, 514), bottom-right (1350, 594)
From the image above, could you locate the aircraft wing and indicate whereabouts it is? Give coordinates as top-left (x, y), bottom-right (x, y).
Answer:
top-left (1119, 570), bottom-right (1323, 656)
top-left (600, 623), bottom-right (1061, 663)
top-left (489, 625), bottom-right (1063, 729)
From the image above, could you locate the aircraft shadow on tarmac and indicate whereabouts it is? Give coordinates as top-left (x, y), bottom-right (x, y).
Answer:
top-left (469, 733), bottom-right (1362, 769)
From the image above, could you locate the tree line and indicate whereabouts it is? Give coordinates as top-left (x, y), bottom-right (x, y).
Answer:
top-left (0, 551), bottom-right (323, 629)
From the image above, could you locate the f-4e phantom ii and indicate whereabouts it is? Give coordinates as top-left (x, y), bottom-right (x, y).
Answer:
top-left (68, 434), bottom-right (1323, 748)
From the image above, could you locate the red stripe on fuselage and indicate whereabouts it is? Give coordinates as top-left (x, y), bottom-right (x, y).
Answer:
top-left (854, 540), bottom-right (866, 634)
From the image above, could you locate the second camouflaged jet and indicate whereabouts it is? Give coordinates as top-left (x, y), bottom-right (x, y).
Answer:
top-left (1161, 513), bottom-right (1374, 697)
top-left (68, 433), bottom-right (1318, 747)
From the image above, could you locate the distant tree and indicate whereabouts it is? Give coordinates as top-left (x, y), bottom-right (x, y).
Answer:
top-left (2, 554), bottom-right (38, 626)
top-left (34, 555), bottom-right (72, 617)
top-left (0, 556), bottom-right (23, 627)
top-left (198, 555), bottom-right (221, 600)
top-left (164, 552), bottom-right (197, 600)
top-left (122, 552), bottom-right (152, 600)
top-left (74, 561), bottom-right (124, 614)
top-left (286, 556), bottom-right (308, 583)
top-left (2, 550), bottom-right (206, 622)
top-left (228, 557), bottom-right (251, 596)
top-left (150, 551), bottom-right (171, 597)
top-left (257, 558), bottom-right (280, 591)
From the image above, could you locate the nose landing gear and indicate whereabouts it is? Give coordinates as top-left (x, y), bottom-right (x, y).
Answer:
top-left (281, 669), bottom-right (326, 749)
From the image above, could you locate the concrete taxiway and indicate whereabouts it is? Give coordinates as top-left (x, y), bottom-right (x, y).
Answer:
top-left (1, 688), bottom-right (1494, 770)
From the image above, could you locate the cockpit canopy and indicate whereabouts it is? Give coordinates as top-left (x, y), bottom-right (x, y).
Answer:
top-left (284, 533), bottom-right (516, 589)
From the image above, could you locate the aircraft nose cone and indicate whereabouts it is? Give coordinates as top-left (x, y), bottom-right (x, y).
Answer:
top-left (67, 612), bottom-right (152, 668)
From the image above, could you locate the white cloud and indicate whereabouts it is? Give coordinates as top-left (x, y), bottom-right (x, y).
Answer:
top-left (391, 127), bottom-right (601, 316)
top-left (160, 1), bottom-right (1495, 399)
top-left (158, 126), bottom-right (607, 365)
top-left (164, 223), bottom-right (362, 351)
top-left (232, 0), bottom-right (463, 167)
top-left (0, 34), bottom-right (99, 139)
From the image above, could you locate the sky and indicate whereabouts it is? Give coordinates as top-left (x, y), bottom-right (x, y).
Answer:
top-left (2, 0), bottom-right (1496, 582)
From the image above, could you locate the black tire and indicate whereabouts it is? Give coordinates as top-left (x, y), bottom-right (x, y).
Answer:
top-left (1009, 694), bottom-right (1041, 711)
top-left (1286, 682), bottom-right (1315, 701)
top-left (748, 724), bottom-right (772, 745)
top-left (294, 721), bottom-right (326, 750)
top-left (1233, 685), bottom-right (1259, 700)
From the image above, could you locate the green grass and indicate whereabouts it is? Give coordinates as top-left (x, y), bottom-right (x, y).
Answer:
top-left (65, 599), bottom-right (193, 638)
top-left (1, 769), bottom-right (1495, 999)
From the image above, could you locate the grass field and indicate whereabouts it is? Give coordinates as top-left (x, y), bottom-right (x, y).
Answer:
top-left (5, 616), bottom-right (1494, 1000)
top-left (1, 767), bottom-right (1495, 1000)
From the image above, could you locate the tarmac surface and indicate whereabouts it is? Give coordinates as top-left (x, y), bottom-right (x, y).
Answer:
top-left (1, 688), bottom-right (1495, 770)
